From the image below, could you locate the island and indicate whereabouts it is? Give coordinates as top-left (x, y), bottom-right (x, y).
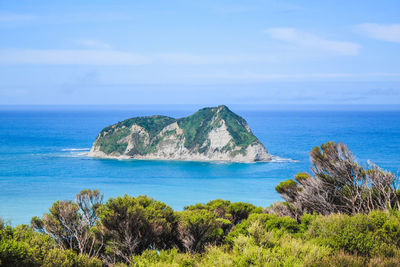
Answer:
top-left (88, 105), bottom-right (273, 162)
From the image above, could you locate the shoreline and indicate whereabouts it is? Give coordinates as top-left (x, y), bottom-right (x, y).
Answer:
top-left (87, 151), bottom-right (297, 164)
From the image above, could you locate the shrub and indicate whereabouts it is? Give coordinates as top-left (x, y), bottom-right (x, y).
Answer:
top-left (32, 189), bottom-right (104, 258)
top-left (130, 249), bottom-right (196, 267)
top-left (227, 213), bottom-right (301, 244)
top-left (276, 142), bottom-right (400, 217)
top-left (7, 187), bottom-right (400, 266)
top-left (178, 209), bottom-right (230, 253)
top-left (307, 211), bottom-right (400, 257)
top-left (98, 195), bottom-right (179, 264)
top-left (0, 223), bottom-right (101, 267)
top-left (184, 199), bottom-right (261, 225)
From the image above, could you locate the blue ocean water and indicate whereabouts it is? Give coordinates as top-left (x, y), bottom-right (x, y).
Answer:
top-left (0, 105), bottom-right (399, 225)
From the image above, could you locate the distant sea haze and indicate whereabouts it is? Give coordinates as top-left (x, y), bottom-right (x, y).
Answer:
top-left (0, 105), bottom-right (399, 225)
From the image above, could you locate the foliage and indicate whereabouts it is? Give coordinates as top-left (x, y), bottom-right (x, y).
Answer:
top-left (184, 199), bottom-right (262, 225)
top-left (275, 142), bottom-right (400, 218)
top-left (98, 195), bottom-right (179, 264)
top-left (101, 115), bottom-right (176, 138)
top-left (3, 141), bottom-right (400, 267)
top-left (95, 105), bottom-right (262, 157)
top-left (0, 223), bottom-right (101, 267)
top-left (129, 225), bottom-right (331, 267)
top-left (130, 248), bottom-right (197, 267)
top-left (98, 115), bottom-right (176, 155)
top-left (97, 127), bottom-right (130, 154)
top-left (226, 213), bottom-right (303, 245)
top-left (178, 209), bottom-right (230, 253)
top-left (216, 105), bottom-right (258, 148)
top-left (311, 251), bottom-right (400, 267)
top-left (307, 210), bottom-right (400, 257)
top-left (31, 189), bottom-right (104, 258)
top-left (177, 105), bottom-right (258, 151)
top-left (177, 106), bottom-right (221, 150)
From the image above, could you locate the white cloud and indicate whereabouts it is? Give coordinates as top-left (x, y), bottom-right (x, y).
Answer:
top-left (0, 49), bottom-right (275, 65)
top-left (0, 13), bottom-right (36, 22)
top-left (75, 39), bottom-right (112, 49)
top-left (0, 50), bottom-right (150, 65)
top-left (265, 27), bottom-right (360, 56)
top-left (356, 23), bottom-right (400, 43)
top-left (188, 71), bottom-right (400, 82)
top-left (154, 53), bottom-right (271, 65)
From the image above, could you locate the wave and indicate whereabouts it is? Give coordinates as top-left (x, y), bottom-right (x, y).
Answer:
top-left (61, 148), bottom-right (90, 152)
top-left (56, 148), bottom-right (91, 158)
top-left (59, 152), bottom-right (89, 157)
top-left (269, 156), bottom-right (298, 163)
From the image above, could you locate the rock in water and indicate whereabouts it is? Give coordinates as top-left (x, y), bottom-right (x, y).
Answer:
top-left (88, 105), bottom-right (272, 162)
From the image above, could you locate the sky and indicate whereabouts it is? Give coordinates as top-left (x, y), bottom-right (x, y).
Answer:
top-left (0, 0), bottom-right (399, 105)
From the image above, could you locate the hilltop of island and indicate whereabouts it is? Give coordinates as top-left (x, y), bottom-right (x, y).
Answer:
top-left (88, 105), bottom-right (272, 162)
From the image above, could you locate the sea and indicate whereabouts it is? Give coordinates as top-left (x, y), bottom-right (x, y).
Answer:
top-left (0, 105), bottom-right (399, 225)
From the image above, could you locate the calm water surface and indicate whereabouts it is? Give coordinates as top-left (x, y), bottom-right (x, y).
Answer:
top-left (0, 106), bottom-right (399, 225)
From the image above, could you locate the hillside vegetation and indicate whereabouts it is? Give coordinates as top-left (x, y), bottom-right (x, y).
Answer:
top-left (1, 142), bottom-right (400, 266)
top-left (177, 105), bottom-right (257, 150)
top-left (90, 105), bottom-right (270, 162)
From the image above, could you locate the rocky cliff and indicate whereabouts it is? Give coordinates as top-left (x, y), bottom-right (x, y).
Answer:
top-left (88, 105), bottom-right (272, 162)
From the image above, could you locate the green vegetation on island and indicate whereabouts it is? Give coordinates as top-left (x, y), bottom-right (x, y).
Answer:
top-left (176, 105), bottom-right (257, 150)
top-left (2, 142), bottom-right (400, 266)
top-left (97, 115), bottom-right (176, 155)
top-left (90, 105), bottom-right (270, 161)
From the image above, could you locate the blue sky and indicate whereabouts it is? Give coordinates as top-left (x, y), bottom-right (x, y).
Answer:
top-left (0, 0), bottom-right (399, 105)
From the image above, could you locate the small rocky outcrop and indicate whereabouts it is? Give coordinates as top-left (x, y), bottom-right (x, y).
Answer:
top-left (88, 105), bottom-right (272, 162)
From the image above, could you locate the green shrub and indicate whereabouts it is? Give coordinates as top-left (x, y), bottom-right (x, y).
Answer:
top-left (130, 248), bottom-right (196, 267)
top-left (307, 211), bottom-right (400, 257)
top-left (7, 190), bottom-right (400, 266)
top-left (311, 251), bottom-right (367, 267)
top-left (184, 199), bottom-right (261, 225)
top-left (98, 195), bottom-right (179, 263)
top-left (227, 213), bottom-right (301, 244)
top-left (0, 223), bottom-right (101, 267)
top-left (178, 209), bottom-right (230, 253)
top-left (276, 142), bottom-right (400, 217)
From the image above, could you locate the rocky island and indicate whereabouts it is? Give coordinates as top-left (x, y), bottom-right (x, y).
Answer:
top-left (88, 105), bottom-right (272, 162)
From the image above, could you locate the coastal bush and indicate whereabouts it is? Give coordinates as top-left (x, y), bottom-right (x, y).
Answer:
top-left (184, 199), bottom-right (261, 225)
top-left (178, 209), bottom-right (230, 253)
top-left (3, 156), bottom-right (400, 267)
top-left (128, 231), bottom-right (331, 267)
top-left (276, 142), bottom-right (400, 217)
top-left (130, 248), bottom-right (196, 267)
top-left (31, 189), bottom-right (104, 258)
top-left (0, 222), bottom-right (101, 267)
top-left (311, 251), bottom-right (400, 267)
top-left (0, 224), bottom-right (53, 266)
top-left (307, 210), bottom-right (400, 257)
top-left (98, 195), bottom-right (179, 264)
top-left (226, 213), bottom-right (302, 244)
top-left (199, 225), bottom-right (330, 266)
top-left (42, 248), bottom-right (102, 267)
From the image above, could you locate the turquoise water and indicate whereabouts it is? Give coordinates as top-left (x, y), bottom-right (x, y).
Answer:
top-left (0, 106), bottom-right (399, 225)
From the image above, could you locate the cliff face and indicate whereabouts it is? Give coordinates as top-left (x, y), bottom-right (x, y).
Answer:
top-left (88, 105), bottom-right (272, 162)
